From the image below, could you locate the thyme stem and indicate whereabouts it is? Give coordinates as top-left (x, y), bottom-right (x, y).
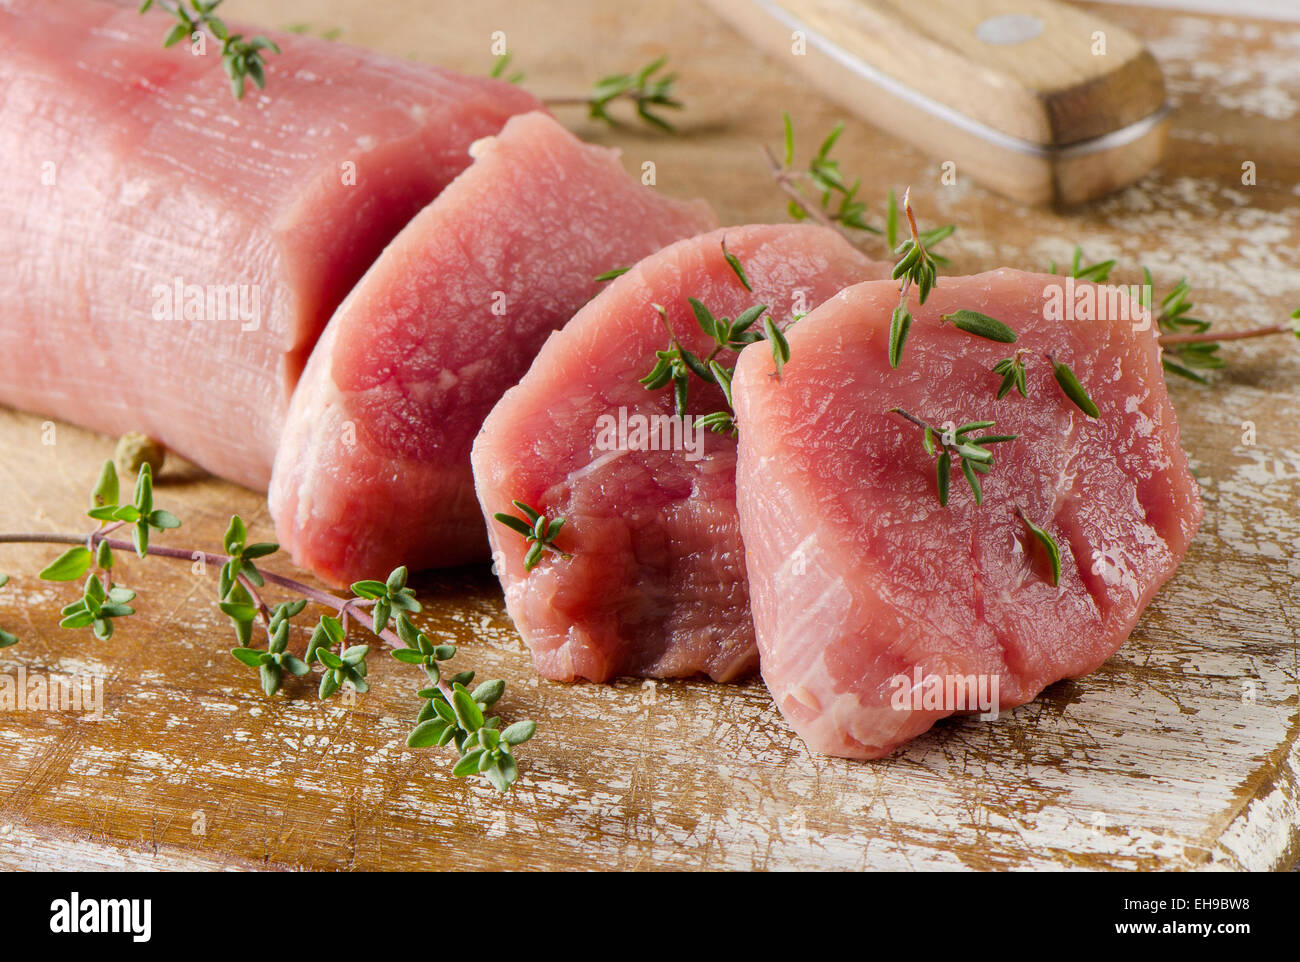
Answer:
top-left (540, 96), bottom-right (601, 107)
top-left (3, 532), bottom-right (463, 725)
top-left (761, 144), bottom-right (837, 230)
top-left (0, 533), bottom-right (364, 629)
top-left (536, 56), bottom-right (681, 131)
top-left (1159, 323), bottom-right (1292, 345)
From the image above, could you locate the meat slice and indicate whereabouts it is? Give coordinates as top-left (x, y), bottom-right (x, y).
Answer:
top-left (269, 112), bottom-right (717, 584)
top-left (732, 269), bottom-right (1203, 758)
top-left (0, 0), bottom-right (540, 488)
top-left (471, 225), bottom-right (890, 682)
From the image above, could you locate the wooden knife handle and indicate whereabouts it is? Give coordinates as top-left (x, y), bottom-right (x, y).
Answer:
top-left (712, 0), bottom-right (1165, 147)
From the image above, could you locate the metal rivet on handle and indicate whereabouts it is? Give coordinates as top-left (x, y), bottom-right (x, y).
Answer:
top-left (974, 13), bottom-right (1044, 46)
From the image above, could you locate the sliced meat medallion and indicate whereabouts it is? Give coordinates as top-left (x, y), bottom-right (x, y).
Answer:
top-left (732, 269), bottom-right (1204, 758)
top-left (471, 224), bottom-right (890, 682)
top-left (0, 0), bottom-right (541, 488)
top-left (270, 112), bottom-right (716, 584)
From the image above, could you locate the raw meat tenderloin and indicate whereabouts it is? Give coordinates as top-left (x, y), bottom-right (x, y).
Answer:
top-left (472, 225), bottom-right (890, 682)
top-left (0, 0), bottom-right (540, 487)
top-left (732, 269), bottom-right (1203, 758)
top-left (269, 112), bottom-right (717, 584)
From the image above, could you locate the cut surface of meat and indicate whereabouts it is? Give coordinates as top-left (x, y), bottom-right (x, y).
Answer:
top-left (471, 224), bottom-right (890, 682)
top-left (269, 112), bottom-right (717, 584)
top-left (0, 0), bottom-right (540, 488)
top-left (732, 269), bottom-right (1204, 758)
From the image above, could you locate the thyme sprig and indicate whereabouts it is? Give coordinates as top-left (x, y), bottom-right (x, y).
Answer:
top-left (538, 56), bottom-right (682, 132)
top-left (1150, 273), bottom-right (1220, 382)
top-left (140, 0), bottom-right (281, 101)
top-left (765, 118), bottom-right (956, 268)
top-left (885, 188), bottom-right (954, 267)
top-left (888, 409), bottom-right (1018, 507)
top-left (493, 501), bottom-right (570, 572)
top-left (768, 115), bottom-right (876, 234)
top-left (1051, 246), bottom-right (1300, 383)
top-left (1048, 245), bottom-right (1116, 282)
top-left (992, 350), bottom-right (1030, 399)
top-left (638, 241), bottom-right (788, 435)
top-left (0, 460), bottom-right (536, 792)
top-left (886, 189), bottom-right (943, 368)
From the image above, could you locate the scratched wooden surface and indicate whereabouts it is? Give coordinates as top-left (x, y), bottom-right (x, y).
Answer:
top-left (0, 0), bottom-right (1297, 871)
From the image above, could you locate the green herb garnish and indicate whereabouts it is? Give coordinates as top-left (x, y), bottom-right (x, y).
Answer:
top-left (886, 189), bottom-right (944, 368)
top-left (941, 310), bottom-right (1018, 344)
top-left (1048, 245), bottom-right (1116, 282)
top-left (889, 409), bottom-right (1018, 507)
top-left (769, 115), bottom-right (877, 238)
top-left (1049, 353), bottom-right (1101, 418)
top-left (594, 266), bottom-right (630, 283)
top-left (493, 501), bottom-right (570, 572)
top-left (141, 1), bottom-right (281, 101)
top-left (489, 52), bottom-right (526, 85)
top-left (1017, 508), bottom-right (1062, 587)
top-left (0, 459), bottom-right (536, 792)
top-left (639, 242), bottom-right (790, 433)
top-left (539, 56), bottom-right (681, 131)
top-left (722, 236), bottom-right (753, 292)
top-left (1049, 251), bottom-right (1299, 384)
top-left (992, 351), bottom-right (1029, 399)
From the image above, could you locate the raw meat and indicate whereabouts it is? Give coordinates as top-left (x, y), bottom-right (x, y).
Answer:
top-left (732, 269), bottom-right (1204, 758)
top-left (269, 112), bottom-right (717, 584)
top-left (472, 224), bottom-right (890, 682)
top-left (0, 0), bottom-right (541, 488)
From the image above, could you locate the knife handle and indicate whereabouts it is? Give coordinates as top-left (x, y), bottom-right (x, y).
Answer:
top-left (703, 0), bottom-right (1168, 204)
top-left (786, 0), bottom-right (1162, 144)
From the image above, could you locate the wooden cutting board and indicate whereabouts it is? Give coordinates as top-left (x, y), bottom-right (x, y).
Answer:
top-left (1, 0), bottom-right (1297, 871)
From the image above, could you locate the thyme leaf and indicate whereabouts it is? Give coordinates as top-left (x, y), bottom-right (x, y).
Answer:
top-left (1049, 354), bottom-right (1101, 418)
top-left (1017, 508), bottom-right (1062, 587)
top-left (1048, 245), bottom-right (1115, 282)
top-left (0, 575), bottom-right (15, 648)
top-left (722, 236), bottom-right (753, 291)
top-left (888, 305), bottom-right (912, 369)
top-left (941, 310), bottom-right (1018, 344)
